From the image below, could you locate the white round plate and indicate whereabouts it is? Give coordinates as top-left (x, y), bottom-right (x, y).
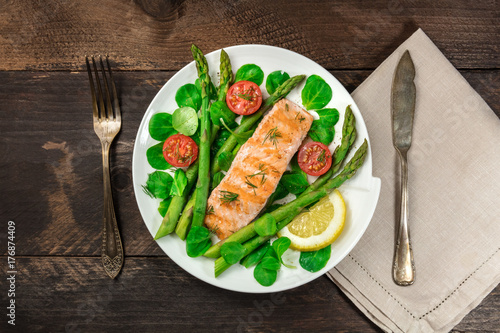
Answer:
top-left (132, 45), bottom-right (381, 293)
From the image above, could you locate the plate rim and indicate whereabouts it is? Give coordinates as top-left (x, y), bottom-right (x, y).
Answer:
top-left (132, 44), bottom-right (381, 293)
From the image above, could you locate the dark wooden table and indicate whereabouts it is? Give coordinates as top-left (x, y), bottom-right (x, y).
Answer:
top-left (1, 1), bottom-right (499, 332)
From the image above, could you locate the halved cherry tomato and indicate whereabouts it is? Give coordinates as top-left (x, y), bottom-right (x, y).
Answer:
top-left (163, 134), bottom-right (198, 167)
top-left (226, 80), bottom-right (262, 115)
top-left (298, 141), bottom-right (332, 176)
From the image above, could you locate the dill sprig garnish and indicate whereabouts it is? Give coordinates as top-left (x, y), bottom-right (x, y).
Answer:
top-left (206, 205), bottom-right (215, 215)
top-left (237, 87), bottom-right (256, 101)
top-left (245, 164), bottom-right (268, 195)
top-left (208, 225), bottom-right (219, 234)
top-left (173, 141), bottom-right (194, 164)
top-left (245, 178), bottom-right (258, 195)
top-left (247, 164), bottom-right (268, 184)
top-left (141, 185), bottom-right (155, 199)
top-left (294, 111), bottom-right (306, 122)
top-left (220, 190), bottom-right (239, 204)
top-left (317, 149), bottom-right (326, 163)
top-left (237, 93), bottom-right (253, 101)
top-left (262, 127), bottom-right (282, 148)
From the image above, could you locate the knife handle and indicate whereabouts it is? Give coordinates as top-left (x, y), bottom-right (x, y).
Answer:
top-left (393, 149), bottom-right (415, 286)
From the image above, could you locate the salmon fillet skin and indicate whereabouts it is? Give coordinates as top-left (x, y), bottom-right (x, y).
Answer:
top-left (204, 99), bottom-right (313, 240)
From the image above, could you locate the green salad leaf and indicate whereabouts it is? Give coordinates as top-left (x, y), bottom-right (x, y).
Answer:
top-left (175, 83), bottom-right (202, 110)
top-left (309, 108), bottom-right (340, 145)
top-left (221, 119), bottom-right (255, 145)
top-left (172, 106), bottom-right (199, 136)
top-left (170, 169), bottom-right (188, 197)
top-left (299, 245), bottom-right (332, 273)
top-left (220, 242), bottom-right (247, 265)
top-left (240, 241), bottom-right (270, 268)
top-left (211, 128), bottom-right (231, 158)
top-left (210, 101), bottom-right (237, 127)
top-left (234, 64), bottom-right (264, 86)
top-left (266, 70), bottom-right (290, 95)
top-left (254, 214), bottom-right (277, 237)
top-left (146, 142), bottom-right (171, 170)
top-left (254, 247), bottom-right (281, 286)
top-left (291, 155), bottom-right (308, 180)
top-left (301, 75), bottom-right (332, 110)
top-left (280, 171), bottom-right (309, 195)
top-left (254, 262), bottom-right (278, 287)
top-left (217, 151), bottom-right (234, 172)
top-left (211, 171), bottom-right (224, 190)
top-left (149, 113), bottom-right (176, 141)
top-left (189, 118), bottom-right (201, 146)
top-left (272, 237), bottom-right (295, 269)
top-left (266, 181), bottom-right (289, 208)
top-left (186, 226), bottom-right (212, 258)
top-left (259, 249), bottom-right (281, 271)
top-left (158, 197), bottom-right (172, 217)
top-left (142, 171), bottom-right (173, 199)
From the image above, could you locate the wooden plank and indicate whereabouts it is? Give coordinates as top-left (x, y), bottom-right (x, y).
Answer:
top-left (1, 70), bottom-right (498, 257)
top-left (0, 0), bottom-right (498, 71)
top-left (0, 71), bottom-right (170, 257)
top-left (1, 257), bottom-right (498, 332)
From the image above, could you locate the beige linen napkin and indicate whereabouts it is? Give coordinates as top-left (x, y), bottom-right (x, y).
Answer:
top-left (327, 28), bottom-right (500, 332)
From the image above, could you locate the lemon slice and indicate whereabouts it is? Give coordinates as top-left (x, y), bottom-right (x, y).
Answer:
top-left (278, 189), bottom-right (346, 251)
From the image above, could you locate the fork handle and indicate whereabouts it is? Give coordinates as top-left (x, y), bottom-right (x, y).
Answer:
top-left (393, 149), bottom-right (415, 286)
top-left (101, 141), bottom-right (124, 279)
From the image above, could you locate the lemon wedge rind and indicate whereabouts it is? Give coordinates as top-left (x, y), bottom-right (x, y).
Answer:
top-left (278, 189), bottom-right (346, 252)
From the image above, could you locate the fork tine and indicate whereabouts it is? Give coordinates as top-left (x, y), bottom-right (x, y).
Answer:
top-left (105, 55), bottom-right (121, 124)
top-left (99, 55), bottom-right (115, 121)
top-left (91, 56), bottom-right (106, 120)
top-left (86, 56), bottom-right (99, 122)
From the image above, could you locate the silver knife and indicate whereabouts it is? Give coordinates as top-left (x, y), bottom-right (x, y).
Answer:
top-left (391, 50), bottom-right (416, 286)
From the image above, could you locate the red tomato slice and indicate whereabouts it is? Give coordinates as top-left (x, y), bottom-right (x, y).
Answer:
top-left (163, 134), bottom-right (198, 167)
top-left (226, 80), bottom-right (263, 115)
top-left (298, 142), bottom-right (332, 176)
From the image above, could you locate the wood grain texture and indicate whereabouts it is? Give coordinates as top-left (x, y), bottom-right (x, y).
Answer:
top-left (1, 70), bottom-right (498, 257)
top-left (0, 257), bottom-right (498, 332)
top-left (1, 1), bottom-right (499, 332)
top-left (0, 0), bottom-right (498, 71)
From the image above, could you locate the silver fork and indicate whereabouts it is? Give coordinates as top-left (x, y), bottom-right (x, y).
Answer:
top-left (86, 55), bottom-right (124, 279)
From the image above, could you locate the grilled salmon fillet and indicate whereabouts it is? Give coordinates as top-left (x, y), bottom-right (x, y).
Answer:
top-left (204, 99), bottom-right (313, 240)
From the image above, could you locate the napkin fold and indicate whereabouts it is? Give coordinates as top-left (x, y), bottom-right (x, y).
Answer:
top-left (327, 29), bottom-right (500, 333)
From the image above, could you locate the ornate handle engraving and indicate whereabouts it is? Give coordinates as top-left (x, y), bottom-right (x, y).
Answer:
top-left (101, 142), bottom-right (124, 279)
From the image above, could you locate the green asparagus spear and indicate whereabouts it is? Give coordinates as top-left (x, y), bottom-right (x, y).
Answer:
top-left (175, 191), bottom-right (196, 240)
top-left (209, 49), bottom-right (233, 143)
top-left (153, 160), bottom-right (199, 239)
top-left (190, 44), bottom-right (213, 230)
top-left (154, 123), bottom-right (221, 240)
top-left (205, 139), bottom-right (368, 259)
top-left (217, 49), bottom-right (233, 101)
top-left (214, 215), bottom-right (295, 277)
top-left (155, 47), bottom-right (232, 240)
top-left (174, 51), bottom-right (234, 239)
top-left (211, 74), bottom-right (306, 175)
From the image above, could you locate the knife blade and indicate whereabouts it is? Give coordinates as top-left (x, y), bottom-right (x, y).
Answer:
top-left (391, 50), bottom-right (416, 286)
